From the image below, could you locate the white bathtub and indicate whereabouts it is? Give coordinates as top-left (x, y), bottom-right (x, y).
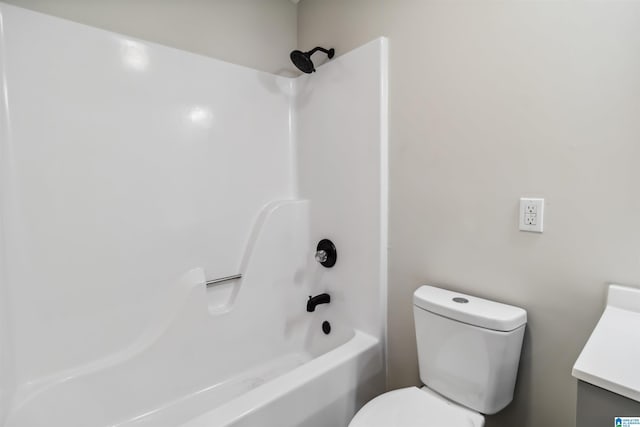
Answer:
top-left (4, 201), bottom-right (384, 427)
top-left (7, 326), bottom-right (382, 427)
top-left (170, 331), bottom-right (382, 427)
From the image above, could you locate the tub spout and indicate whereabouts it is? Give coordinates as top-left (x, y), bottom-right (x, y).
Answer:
top-left (307, 293), bottom-right (330, 312)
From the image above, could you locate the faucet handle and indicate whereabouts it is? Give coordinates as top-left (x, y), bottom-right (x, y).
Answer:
top-left (315, 239), bottom-right (337, 268)
top-left (315, 249), bottom-right (328, 263)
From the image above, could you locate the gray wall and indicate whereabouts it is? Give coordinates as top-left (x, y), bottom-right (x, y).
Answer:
top-left (1, 0), bottom-right (298, 74)
top-left (298, 1), bottom-right (640, 427)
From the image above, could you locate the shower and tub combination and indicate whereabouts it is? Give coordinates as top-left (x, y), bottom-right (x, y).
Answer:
top-left (0, 4), bottom-right (388, 427)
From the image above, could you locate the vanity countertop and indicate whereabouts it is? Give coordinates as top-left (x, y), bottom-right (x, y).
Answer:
top-left (573, 284), bottom-right (640, 403)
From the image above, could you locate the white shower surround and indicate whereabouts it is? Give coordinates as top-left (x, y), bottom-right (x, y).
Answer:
top-left (0, 3), bottom-right (388, 427)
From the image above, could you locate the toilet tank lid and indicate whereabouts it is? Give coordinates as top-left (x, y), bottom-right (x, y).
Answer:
top-left (413, 285), bottom-right (527, 332)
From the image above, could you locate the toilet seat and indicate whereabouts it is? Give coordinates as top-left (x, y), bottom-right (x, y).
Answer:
top-left (348, 387), bottom-right (484, 427)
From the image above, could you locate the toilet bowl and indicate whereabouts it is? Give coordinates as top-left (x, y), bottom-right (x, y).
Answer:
top-left (349, 285), bottom-right (527, 427)
top-left (349, 386), bottom-right (483, 427)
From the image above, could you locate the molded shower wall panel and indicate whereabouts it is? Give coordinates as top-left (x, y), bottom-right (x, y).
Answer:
top-left (295, 38), bottom-right (389, 346)
top-left (4, 200), bottom-right (321, 427)
top-left (0, 1), bottom-right (293, 392)
top-left (0, 7), bottom-right (16, 423)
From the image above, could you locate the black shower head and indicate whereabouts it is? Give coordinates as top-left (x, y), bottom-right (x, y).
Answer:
top-left (290, 46), bottom-right (335, 74)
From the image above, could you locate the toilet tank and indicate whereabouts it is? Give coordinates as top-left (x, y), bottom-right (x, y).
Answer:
top-left (413, 286), bottom-right (527, 415)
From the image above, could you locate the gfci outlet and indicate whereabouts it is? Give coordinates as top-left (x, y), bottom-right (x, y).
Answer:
top-left (519, 198), bottom-right (544, 233)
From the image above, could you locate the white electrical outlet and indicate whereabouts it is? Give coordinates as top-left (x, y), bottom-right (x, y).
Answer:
top-left (519, 198), bottom-right (544, 233)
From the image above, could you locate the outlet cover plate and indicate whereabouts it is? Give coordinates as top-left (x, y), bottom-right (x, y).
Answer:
top-left (519, 198), bottom-right (544, 233)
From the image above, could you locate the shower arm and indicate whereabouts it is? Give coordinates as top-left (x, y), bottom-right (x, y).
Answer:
top-left (307, 46), bottom-right (334, 58)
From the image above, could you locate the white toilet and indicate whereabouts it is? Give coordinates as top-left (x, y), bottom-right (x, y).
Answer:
top-left (349, 285), bottom-right (527, 427)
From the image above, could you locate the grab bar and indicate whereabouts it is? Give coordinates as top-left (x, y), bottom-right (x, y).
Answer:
top-left (205, 274), bottom-right (242, 287)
